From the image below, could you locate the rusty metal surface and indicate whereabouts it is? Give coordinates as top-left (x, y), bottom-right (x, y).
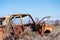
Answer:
top-left (0, 14), bottom-right (54, 40)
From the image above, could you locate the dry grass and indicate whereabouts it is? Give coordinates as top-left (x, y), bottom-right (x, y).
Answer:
top-left (18, 25), bottom-right (60, 40)
top-left (3, 25), bottom-right (60, 40)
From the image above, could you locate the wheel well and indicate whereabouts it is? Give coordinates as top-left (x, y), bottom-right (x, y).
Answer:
top-left (44, 30), bottom-right (51, 33)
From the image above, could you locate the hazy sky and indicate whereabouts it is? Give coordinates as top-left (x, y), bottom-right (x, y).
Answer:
top-left (0, 0), bottom-right (60, 20)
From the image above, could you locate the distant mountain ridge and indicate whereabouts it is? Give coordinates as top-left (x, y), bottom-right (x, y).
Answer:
top-left (48, 19), bottom-right (60, 25)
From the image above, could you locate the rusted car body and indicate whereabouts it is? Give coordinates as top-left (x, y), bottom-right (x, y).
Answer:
top-left (0, 14), bottom-right (53, 40)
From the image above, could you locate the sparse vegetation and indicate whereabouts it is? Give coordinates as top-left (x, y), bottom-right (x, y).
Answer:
top-left (3, 25), bottom-right (60, 40)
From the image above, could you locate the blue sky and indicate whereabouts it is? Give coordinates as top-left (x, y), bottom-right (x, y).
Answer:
top-left (0, 0), bottom-right (60, 20)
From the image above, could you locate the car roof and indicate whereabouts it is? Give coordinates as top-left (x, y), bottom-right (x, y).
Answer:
top-left (11, 14), bottom-right (31, 17)
top-left (0, 14), bottom-right (31, 21)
